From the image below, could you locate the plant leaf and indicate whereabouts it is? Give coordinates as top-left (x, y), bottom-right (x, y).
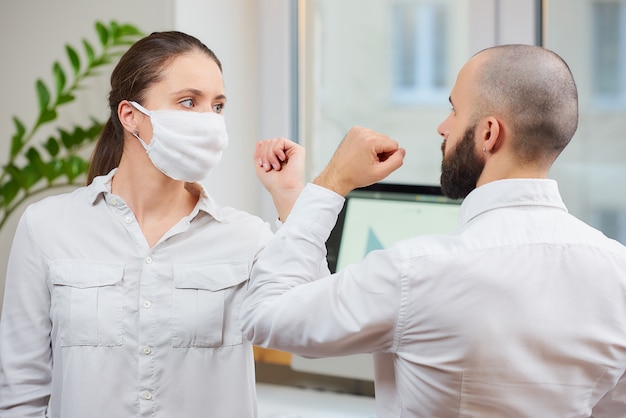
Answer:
top-left (37, 108), bottom-right (58, 126)
top-left (95, 21), bottom-right (109, 46)
top-left (35, 79), bottom-right (51, 113)
top-left (26, 147), bottom-right (57, 183)
top-left (9, 117), bottom-right (26, 159)
top-left (115, 23), bottom-right (144, 39)
top-left (44, 137), bottom-right (60, 157)
top-left (65, 44), bottom-right (81, 75)
top-left (4, 164), bottom-right (24, 188)
top-left (25, 148), bottom-right (46, 185)
top-left (70, 126), bottom-right (86, 147)
top-left (10, 134), bottom-right (23, 160)
top-left (21, 164), bottom-right (42, 191)
top-left (56, 93), bottom-right (75, 105)
top-left (63, 156), bottom-right (87, 181)
top-left (12, 116), bottom-right (26, 136)
top-left (87, 119), bottom-right (105, 138)
top-left (44, 160), bottom-right (64, 182)
top-left (109, 21), bottom-right (120, 38)
top-left (0, 179), bottom-right (20, 207)
top-left (59, 128), bottom-right (73, 149)
top-left (53, 62), bottom-right (66, 96)
top-left (82, 39), bottom-right (95, 66)
top-left (26, 147), bottom-right (44, 166)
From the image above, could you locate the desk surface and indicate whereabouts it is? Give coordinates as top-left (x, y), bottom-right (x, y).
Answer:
top-left (256, 382), bottom-right (376, 418)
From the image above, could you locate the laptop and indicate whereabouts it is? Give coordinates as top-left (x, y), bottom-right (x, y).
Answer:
top-left (326, 182), bottom-right (462, 273)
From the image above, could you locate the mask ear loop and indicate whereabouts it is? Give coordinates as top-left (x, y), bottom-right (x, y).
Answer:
top-left (128, 101), bottom-right (152, 150)
top-left (129, 100), bottom-right (152, 116)
top-left (131, 131), bottom-right (149, 150)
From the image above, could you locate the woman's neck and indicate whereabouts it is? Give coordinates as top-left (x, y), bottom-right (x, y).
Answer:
top-left (112, 159), bottom-right (199, 247)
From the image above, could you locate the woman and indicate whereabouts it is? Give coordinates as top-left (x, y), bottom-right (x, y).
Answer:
top-left (0, 31), bottom-right (303, 418)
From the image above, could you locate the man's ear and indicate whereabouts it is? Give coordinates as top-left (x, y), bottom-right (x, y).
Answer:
top-left (118, 100), bottom-right (138, 134)
top-left (477, 116), bottom-right (501, 153)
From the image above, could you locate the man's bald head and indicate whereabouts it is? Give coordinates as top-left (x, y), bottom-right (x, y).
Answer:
top-left (469, 44), bottom-right (578, 164)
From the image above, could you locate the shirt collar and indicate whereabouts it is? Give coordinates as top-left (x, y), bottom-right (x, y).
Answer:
top-left (183, 181), bottom-right (226, 222)
top-left (87, 168), bottom-right (226, 222)
top-left (459, 178), bottom-right (568, 226)
top-left (87, 169), bottom-right (115, 204)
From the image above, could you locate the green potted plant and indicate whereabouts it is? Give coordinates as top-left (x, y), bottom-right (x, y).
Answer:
top-left (0, 20), bottom-right (143, 230)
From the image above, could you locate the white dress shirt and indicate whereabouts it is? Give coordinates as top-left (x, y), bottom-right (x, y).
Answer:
top-left (0, 169), bottom-right (273, 418)
top-left (242, 179), bottom-right (626, 417)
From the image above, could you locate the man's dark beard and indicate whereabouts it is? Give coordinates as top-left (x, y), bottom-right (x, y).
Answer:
top-left (440, 125), bottom-right (485, 200)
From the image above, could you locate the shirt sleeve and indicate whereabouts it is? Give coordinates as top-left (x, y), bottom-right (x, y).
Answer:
top-left (591, 369), bottom-right (626, 417)
top-left (0, 207), bottom-right (52, 417)
top-left (241, 183), bottom-right (401, 357)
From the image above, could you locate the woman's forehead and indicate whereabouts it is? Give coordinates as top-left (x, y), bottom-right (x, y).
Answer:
top-left (153, 52), bottom-right (224, 96)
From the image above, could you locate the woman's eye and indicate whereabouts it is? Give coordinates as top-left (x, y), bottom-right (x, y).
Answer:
top-left (180, 98), bottom-right (194, 108)
top-left (213, 103), bottom-right (224, 113)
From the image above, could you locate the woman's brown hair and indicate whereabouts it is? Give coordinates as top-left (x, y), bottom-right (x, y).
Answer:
top-left (86, 31), bottom-right (222, 184)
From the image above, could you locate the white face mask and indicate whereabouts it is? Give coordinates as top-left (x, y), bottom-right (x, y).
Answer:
top-left (129, 101), bottom-right (229, 182)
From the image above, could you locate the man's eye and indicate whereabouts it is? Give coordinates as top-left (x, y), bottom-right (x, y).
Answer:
top-left (213, 103), bottom-right (224, 113)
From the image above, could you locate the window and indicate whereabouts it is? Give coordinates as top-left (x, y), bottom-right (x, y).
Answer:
top-left (391, 0), bottom-right (450, 103)
top-left (300, 0), bottom-right (539, 186)
top-left (299, 0), bottom-right (626, 243)
top-left (592, 0), bottom-right (626, 106)
top-left (545, 0), bottom-right (626, 243)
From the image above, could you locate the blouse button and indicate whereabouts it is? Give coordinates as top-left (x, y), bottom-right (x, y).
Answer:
top-left (143, 391), bottom-right (152, 400)
top-left (143, 300), bottom-right (152, 309)
top-left (145, 256), bottom-right (153, 264)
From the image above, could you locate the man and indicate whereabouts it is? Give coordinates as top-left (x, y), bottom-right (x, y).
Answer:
top-left (243, 44), bottom-right (626, 417)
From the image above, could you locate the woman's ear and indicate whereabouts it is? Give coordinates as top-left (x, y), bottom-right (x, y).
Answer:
top-left (118, 100), bottom-right (138, 134)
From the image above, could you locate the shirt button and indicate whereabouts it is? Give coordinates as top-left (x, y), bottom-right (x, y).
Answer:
top-left (145, 256), bottom-right (153, 264)
top-left (143, 391), bottom-right (152, 400)
top-left (143, 300), bottom-right (152, 309)
top-left (124, 216), bottom-right (132, 224)
top-left (110, 198), bottom-right (118, 206)
top-left (143, 346), bottom-right (152, 355)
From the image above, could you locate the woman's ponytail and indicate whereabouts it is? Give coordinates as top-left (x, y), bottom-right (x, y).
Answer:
top-left (86, 116), bottom-right (123, 184)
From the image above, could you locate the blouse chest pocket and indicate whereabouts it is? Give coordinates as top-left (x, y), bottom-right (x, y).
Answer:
top-left (49, 261), bottom-right (124, 347)
top-left (172, 263), bottom-right (249, 348)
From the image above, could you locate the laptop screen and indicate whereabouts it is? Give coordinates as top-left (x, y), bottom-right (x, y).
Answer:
top-left (326, 183), bottom-right (462, 273)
